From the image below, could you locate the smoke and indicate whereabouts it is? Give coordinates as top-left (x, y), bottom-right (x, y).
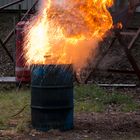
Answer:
top-left (60, 39), bottom-right (99, 70)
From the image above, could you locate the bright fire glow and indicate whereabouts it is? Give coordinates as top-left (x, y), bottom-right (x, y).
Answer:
top-left (24, 0), bottom-right (113, 68)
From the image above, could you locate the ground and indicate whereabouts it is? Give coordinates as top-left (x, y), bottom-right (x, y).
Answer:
top-left (0, 10), bottom-right (140, 140)
top-left (0, 86), bottom-right (140, 140)
top-left (2, 113), bottom-right (140, 140)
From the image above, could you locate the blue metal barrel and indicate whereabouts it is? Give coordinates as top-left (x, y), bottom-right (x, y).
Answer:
top-left (31, 64), bottom-right (74, 131)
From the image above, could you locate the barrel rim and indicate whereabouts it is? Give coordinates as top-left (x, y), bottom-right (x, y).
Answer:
top-left (31, 85), bottom-right (73, 88)
top-left (31, 64), bottom-right (73, 67)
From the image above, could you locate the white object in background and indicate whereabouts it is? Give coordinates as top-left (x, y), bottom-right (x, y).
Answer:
top-left (0, 77), bottom-right (16, 83)
top-left (136, 6), bottom-right (140, 12)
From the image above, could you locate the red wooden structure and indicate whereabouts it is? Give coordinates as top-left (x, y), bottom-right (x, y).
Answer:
top-left (16, 21), bottom-right (30, 84)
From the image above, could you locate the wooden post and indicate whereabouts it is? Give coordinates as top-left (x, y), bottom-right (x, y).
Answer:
top-left (129, 0), bottom-right (140, 9)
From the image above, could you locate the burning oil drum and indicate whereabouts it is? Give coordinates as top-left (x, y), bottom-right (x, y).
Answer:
top-left (16, 21), bottom-right (30, 84)
top-left (31, 64), bottom-right (74, 131)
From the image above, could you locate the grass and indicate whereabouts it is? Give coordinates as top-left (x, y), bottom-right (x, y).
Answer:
top-left (0, 89), bottom-right (30, 132)
top-left (74, 85), bottom-right (140, 112)
top-left (0, 85), bottom-right (139, 132)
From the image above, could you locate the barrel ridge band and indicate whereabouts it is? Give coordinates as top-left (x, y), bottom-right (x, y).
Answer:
top-left (16, 66), bottom-right (30, 71)
top-left (31, 85), bottom-right (73, 89)
top-left (31, 105), bottom-right (74, 110)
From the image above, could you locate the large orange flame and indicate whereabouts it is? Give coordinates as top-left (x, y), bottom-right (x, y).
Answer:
top-left (24, 0), bottom-right (113, 69)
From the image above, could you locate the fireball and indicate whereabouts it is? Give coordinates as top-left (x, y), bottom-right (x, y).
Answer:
top-left (24, 0), bottom-right (113, 69)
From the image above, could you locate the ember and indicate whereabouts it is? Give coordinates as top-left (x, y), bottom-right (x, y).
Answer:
top-left (24, 0), bottom-right (113, 69)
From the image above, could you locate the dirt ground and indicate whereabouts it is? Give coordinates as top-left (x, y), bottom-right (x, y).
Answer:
top-left (0, 112), bottom-right (140, 140)
top-left (0, 87), bottom-right (140, 140)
